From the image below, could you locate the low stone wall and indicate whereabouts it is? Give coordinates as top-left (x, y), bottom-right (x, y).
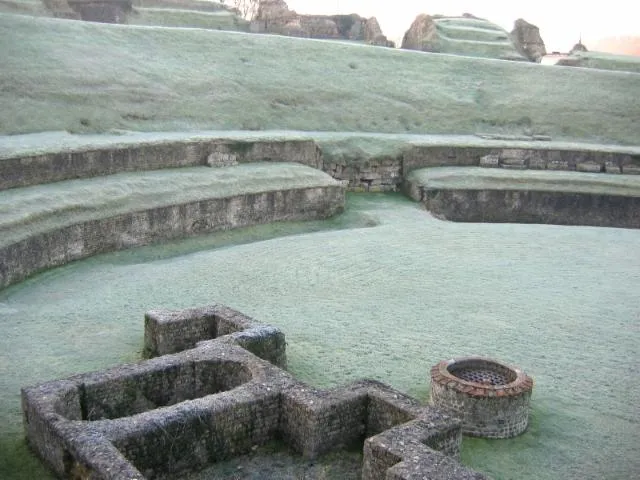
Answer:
top-left (3, 138), bottom-right (637, 192)
top-left (420, 188), bottom-right (640, 229)
top-left (0, 139), bottom-right (322, 190)
top-left (144, 304), bottom-right (287, 367)
top-left (0, 185), bottom-right (345, 290)
top-left (326, 156), bottom-right (403, 192)
top-left (403, 145), bottom-right (640, 175)
top-left (22, 304), bottom-right (485, 480)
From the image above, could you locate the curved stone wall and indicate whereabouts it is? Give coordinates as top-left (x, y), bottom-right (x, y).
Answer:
top-left (422, 189), bottom-right (640, 228)
top-left (404, 167), bottom-right (640, 229)
top-left (3, 135), bottom-right (639, 291)
top-left (0, 139), bottom-right (323, 190)
top-left (0, 185), bottom-right (345, 290)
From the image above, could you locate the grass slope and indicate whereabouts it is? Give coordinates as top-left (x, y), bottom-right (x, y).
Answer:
top-left (1, 14), bottom-right (639, 144)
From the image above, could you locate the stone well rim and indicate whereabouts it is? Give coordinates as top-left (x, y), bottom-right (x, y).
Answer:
top-left (430, 356), bottom-right (533, 398)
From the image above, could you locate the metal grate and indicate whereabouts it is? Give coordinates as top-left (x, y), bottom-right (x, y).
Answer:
top-left (452, 367), bottom-right (510, 386)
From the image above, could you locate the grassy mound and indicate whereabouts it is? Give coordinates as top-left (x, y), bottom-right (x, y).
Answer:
top-left (1, 13), bottom-right (639, 144)
top-left (433, 17), bottom-right (524, 60)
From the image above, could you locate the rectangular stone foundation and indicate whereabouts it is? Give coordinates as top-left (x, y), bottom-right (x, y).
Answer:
top-left (22, 305), bottom-right (487, 480)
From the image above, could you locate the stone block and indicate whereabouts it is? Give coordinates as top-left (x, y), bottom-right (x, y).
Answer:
top-left (479, 154), bottom-right (500, 168)
top-left (576, 162), bottom-right (602, 173)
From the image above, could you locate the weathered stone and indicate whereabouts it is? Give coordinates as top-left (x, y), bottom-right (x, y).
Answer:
top-left (479, 154), bottom-right (500, 168)
top-left (0, 170), bottom-right (345, 289)
top-left (252, 0), bottom-right (392, 45)
top-left (510, 18), bottom-right (547, 62)
top-left (406, 167), bottom-right (640, 229)
top-left (576, 162), bottom-right (602, 173)
top-left (500, 149), bottom-right (529, 169)
top-left (401, 14), bottom-right (437, 52)
top-left (23, 304), bottom-right (479, 480)
top-left (67, 0), bottom-right (132, 23)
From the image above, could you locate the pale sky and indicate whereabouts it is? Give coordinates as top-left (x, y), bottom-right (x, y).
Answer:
top-left (285, 0), bottom-right (639, 53)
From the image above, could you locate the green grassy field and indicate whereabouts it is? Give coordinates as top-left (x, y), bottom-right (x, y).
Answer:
top-left (1, 194), bottom-right (639, 479)
top-left (1, 13), bottom-right (639, 144)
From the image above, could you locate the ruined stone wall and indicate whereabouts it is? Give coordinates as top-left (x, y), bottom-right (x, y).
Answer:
top-left (4, 139), bottom-right (636, 192)
top-left (22, 304), bottom-right (481, 480)
top-left (420, 189), bottom-right (640, 229)
top-left (0, 185), bottom-right (345, 289)
top-left (0, 139), bottom-right (322, 190)
top-left (403, 145), bottom-right (640, 175)
top-left (144, 304), bottom-right (287, 367)
top-left (3, 137), bottom-right (638, 290)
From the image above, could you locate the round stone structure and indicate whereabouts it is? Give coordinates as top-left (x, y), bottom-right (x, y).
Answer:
top-left (430, 356), bottom-right (533, 438)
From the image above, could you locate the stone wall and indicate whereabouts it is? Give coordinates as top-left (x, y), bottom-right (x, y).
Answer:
top-left (0, 139), bottom-right (322, 190)
top-left (3, 138), bottom-right (637, 192)
top-left (144, 304), bottom-right (287, 367)
top-left (22, 304), bottom-right (483, 480)
top-left (67, 0), bottom-right (132, 23)
top-left (403, 145), bottom-right (640, 175)
top-left (3, 136), bottom-right (639, 290)
top-left (419, 188), bottom-right (640, 229)
top-left (0, 185), bottom-right (345, 290)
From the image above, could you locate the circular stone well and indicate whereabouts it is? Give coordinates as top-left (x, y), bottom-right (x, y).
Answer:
top-left (430, 356), bottom-right (533, 438)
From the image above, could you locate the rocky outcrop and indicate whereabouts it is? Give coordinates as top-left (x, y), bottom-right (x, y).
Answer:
top-left (363, 17), bottom-right (395, 47)
top-left (401, 14), bottom-right (437, 51)
top-left (510, 18), bottom-right (547, 62)
top-left (252, 0), bottom-right (393, 46)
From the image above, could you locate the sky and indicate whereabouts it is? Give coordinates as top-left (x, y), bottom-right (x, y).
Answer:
top-left (284, 0), bottom-right (639, 53)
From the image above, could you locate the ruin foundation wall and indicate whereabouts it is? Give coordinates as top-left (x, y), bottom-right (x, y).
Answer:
top-left (22, 304), bottom-right (486, 480)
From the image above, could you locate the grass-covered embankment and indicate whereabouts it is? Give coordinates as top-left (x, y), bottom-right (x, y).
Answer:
top-left (1, 13), bottom-right (639, 144)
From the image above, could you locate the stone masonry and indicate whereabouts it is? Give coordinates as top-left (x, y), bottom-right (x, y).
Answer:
top-left (3, 138), bottom-right (637, 192)
top-left (22, 304), bottom-right (487, 480)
